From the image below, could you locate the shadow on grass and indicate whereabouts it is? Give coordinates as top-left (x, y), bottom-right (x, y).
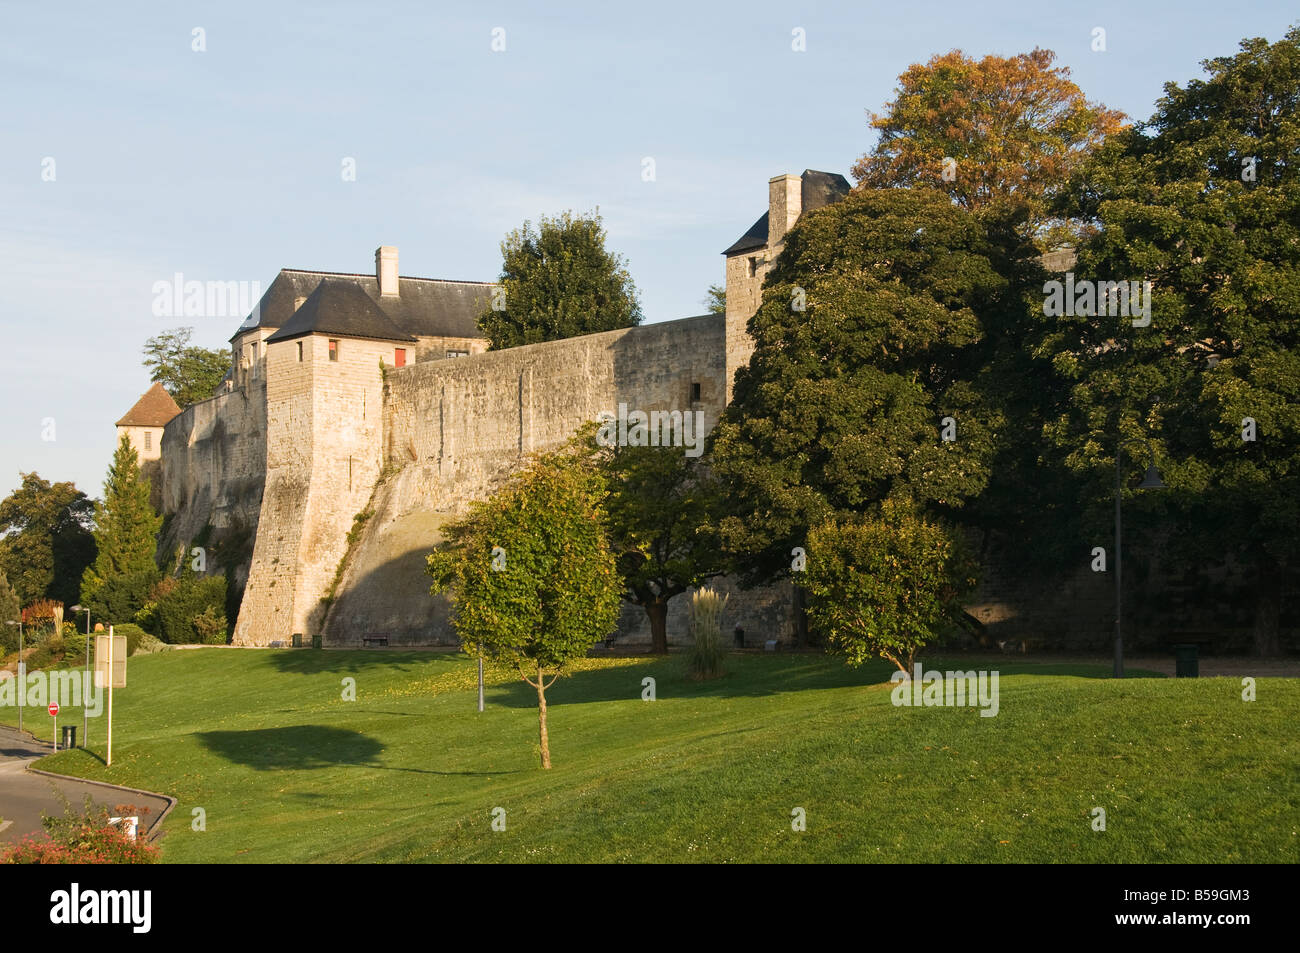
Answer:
top-left (196, 726), bottom-right (385, 770)
top-left (262, 649), bottom-right (467, 677)
top-left (194, 725), bottom-right (517, 777)
top-left (483, 654), bottom-right (898, 709)
top-left (480, 654), bottom-right (1165, 709)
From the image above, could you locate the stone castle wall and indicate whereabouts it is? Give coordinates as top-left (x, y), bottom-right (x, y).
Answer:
top-left (321, 313), bottom-right (796, 647)
top-left (158, 379), bottom-right (267, 590)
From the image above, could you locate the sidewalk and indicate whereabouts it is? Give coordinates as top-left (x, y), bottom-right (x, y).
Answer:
top-left (0, 724), bottom-right (172, 844)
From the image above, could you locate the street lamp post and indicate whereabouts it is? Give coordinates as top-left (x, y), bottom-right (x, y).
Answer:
top-left (1114, 435), bottom-right (1166, 678)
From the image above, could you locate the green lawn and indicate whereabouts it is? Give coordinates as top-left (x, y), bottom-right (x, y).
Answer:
top-left (4, 649), bottom-right (1297, 863)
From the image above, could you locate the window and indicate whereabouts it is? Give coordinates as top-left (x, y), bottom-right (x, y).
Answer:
top-left (394, 348), bottom-right (406, 368)
top-left (691, 382), bottom-right (701, 402)
top-left (144, 431), bottom-right (152, 451)
top-left (748, 256), bottom-right (761, 278)
top-left (328, 339), bottom-right (339, 362)
top-left (297, 341), bottom-right (303, 362)
top-left (447, 350), bottom-right (469, 359)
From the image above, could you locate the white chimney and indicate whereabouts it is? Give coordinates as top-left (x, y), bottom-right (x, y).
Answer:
top-left (376, 246), bottom-right (399, 297)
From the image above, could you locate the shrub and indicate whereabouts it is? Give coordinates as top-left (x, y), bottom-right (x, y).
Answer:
top-left (154, 574), bottom-right (228, 644)
top-left (84, 567), bottom-right (160, 629)
top-left (24, 635), bottom-right (66, 671)
top-left (109, 623), bottom-right (153, 657)
top-left (805, 498), bottom-right (977, 673)
top-left (1, 797), bottom-right (159, 864)
top-left (192, 604), bottom-right (228, 645)
top-left (687, 587), bottom-right (729, 680)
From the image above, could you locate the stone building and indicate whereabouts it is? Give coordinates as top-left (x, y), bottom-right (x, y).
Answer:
top-left (115, 381), bottom-right (182, 510)
top-left (155, 170), bottom-right (850, 647)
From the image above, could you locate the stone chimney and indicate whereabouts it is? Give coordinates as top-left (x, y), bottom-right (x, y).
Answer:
top-left (376, 246), bottom-right (399, 297)
top-left (767, 174), bottom-right (802, 248)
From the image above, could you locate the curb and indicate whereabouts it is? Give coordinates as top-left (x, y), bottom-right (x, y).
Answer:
top-left (9, 725), bottom-right (178, 843)
top-left (2, 724), bottom-right (177, 844)
top-left (25, 766), bottom-right (177, 843)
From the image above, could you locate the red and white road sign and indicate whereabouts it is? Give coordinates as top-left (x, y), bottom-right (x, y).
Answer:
top-left (48, 703), bottom-right (59, 717)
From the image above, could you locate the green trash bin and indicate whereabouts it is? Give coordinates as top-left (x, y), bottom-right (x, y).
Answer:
top-left (1173, 643), bottom-right (1199, 678)
top-left (292, 633), bottom-right (303, 648)
top-left (311, 634), bottom-right (322, 649)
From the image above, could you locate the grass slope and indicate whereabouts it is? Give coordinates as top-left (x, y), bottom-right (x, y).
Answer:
top-left (4, 650), bottom-right (1296, 863)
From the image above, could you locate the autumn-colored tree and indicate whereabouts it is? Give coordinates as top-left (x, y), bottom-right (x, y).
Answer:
top-left (852, 48), bottom-right (1125, 246)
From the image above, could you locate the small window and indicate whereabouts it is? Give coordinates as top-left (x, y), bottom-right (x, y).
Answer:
top-left (691, 382), bottom-right (701, 402)
top-left (329, 339), bottom-right (339, 362)
top-left (748, 256), bottom-right (761, 278)
top-left (394, 348), bottom-right (406, 368)
top-left (297, 341), bottom-right (303, 362)
top-left (144, 431), bottom-right (152, 450)
top-left (447, 350), bottom-right (469, 359)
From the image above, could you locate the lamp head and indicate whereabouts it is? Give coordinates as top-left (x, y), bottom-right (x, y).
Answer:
top-left (1138, 465), bottom-right (1166, 490)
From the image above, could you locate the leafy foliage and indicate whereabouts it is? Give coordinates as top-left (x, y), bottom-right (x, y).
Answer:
top-left (149, 572), bottom-right (228, 644)
top-left (427, 441), bottom-right (622, 767)
top-left (710, 187), bottom-right (1023, 585)
top-left (592, 425), bottom-right (722, 653)
top-left (142, 326), bottom-right (230, 407)
top-left (852, 48), bottom-right (1125, 246)
top-left (703, 283), bottom-right (726, 315)
top-left (81, 435), bottom-right (163, 625)
top-left (0, 473), bottom-right (95, 606)
top-left (0, 571), bottom-right (20, 629)
top-left (805, 500), bottom-right (977, 672)
top-left (477, 210), bottom-right (642, 349)
top-left (1046, 26), bottom-right (1300, 653)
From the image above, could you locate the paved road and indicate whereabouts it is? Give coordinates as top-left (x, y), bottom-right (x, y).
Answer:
top-left (0, 725), bottom-right (171, 844)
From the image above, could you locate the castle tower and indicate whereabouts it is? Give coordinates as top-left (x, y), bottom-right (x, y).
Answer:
top-left (116, 382), bottom-right (181, 510)
top-left (722, 170), bottom-right (850, 400)
top-left (234, 279), bottom-right (417, 645)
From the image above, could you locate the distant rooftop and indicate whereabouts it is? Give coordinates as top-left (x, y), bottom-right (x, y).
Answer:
top-left (233, 265), bottom-right (492, 343)
top-left (117, 381), bottom-right (182, 427)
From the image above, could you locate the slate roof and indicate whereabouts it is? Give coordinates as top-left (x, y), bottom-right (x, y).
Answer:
top-left (116, 382), bottom-right (183, 427)
top-left (265, 279), bottom-right (418, 344)
top-left (723, 213), bottom-right (769, 256)
top-left (721, 170), bottom-right (852, 255)
top-left (233, 269), bottom-right (492, 342)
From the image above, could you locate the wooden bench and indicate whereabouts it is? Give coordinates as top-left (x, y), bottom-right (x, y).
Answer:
top-left (362, 636), bottom-right (389, 648)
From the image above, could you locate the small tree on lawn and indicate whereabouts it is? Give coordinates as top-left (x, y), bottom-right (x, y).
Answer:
top-left (427, 442), bottom-right (622, 769)
top-left (805, 499), bottom-right (977, 673)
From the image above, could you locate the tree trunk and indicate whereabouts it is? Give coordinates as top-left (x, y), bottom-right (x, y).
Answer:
top-left (792, 583), bottom-right (809, 648)
top-left (536, 665), bottom-right (551, 769)
top-left (1252, 558), bottom-right (1283, 657)
top-left (646, 600), bottom-right (668, 654)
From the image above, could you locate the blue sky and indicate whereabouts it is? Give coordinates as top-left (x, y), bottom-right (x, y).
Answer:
top-left (2, 1), bottom-right (1296, 498)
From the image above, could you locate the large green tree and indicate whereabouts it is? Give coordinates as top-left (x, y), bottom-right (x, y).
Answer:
top-left (0, 473), bottom-right (95, 607)
top-left (142, 327), bottom-right (230, 407)
top-left (852, 48), bottom-right (1125, 246)
top-left (710, 187), bottom-right (1032, 587)
top-left (1045, 27), bottom-right (1300, 655)
top-left (0, 571), bottom-right (20, 653)
top-left (81, 435), bottom-right (163, 625)
top-left (427, 441), bottom-right (622, 768)
top-left (477, 210), bottom-right (642, 349)
top-left (593, 431), bottom-right (722, 654)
